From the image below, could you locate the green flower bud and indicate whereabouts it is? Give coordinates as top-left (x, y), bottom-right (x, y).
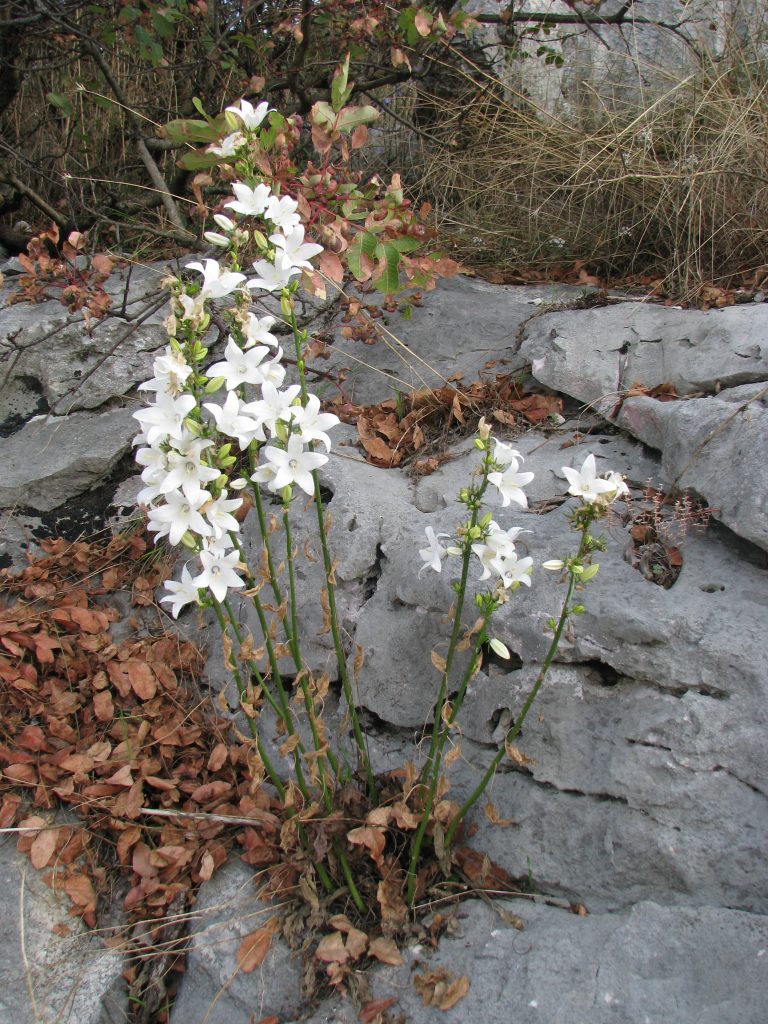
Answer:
top-left (205, 375), bottom-right (226, 394)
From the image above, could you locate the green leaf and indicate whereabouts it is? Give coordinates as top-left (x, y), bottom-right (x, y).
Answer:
top-left (331, 54), bottom-right (353, 113)
top-left (164, 118), bottom-right (221, 144)
top-left (346, 231), bottom-right (378, 281)
top-left (374, 242), bottom-right (402, 294)
top-left (336, 105), bottom-right (379, 133)
top-left (178, 150), bottom-right (221, 170)
top-left (91, 94), bottom-right (118, 111)
top-left (152, 11), bottom-right (176, 39)
top-left (192, 96), bottom-right (210, 120)
top-left (311, 101), bottom-right (336, 130)
top-left (117, 5), bottom-right (140, 25)
top-left (47, 92), bottom-right (73, 118)
top-left (387, 236), bottom-right (422, 254)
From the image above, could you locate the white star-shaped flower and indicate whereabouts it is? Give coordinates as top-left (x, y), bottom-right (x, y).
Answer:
top-left (208, 131), bottom-right (246, 157)
top-left (157, 441), bottom-right (220, 500)
top-left (139, 347), bottom-right (192, 396)
top-left (260, 434), bottom-right (328, 495)
top-left (247, 251), bottom-right (301, 293)
top-left (133, 391), bottom-right (197, 446)
top-left (561, 454), bottom-right (617, 504)
top-left (243, 313), bottom-right (278, 349)
top-left (292, 393), bottom-right (339, 451)
top-left (193, 544), bottom-right (245, 602)
top-left (203, 491), bottom-right (243, 538)
top-left (418, 526), bottom-right (453, 575)
top-left (264, 194), bottom-right (301, 232)
top-left (225, 98), bottom-right (271, 130)
top-left (242, 381), bottom-right (301, 436)
top-left (160, 564), bottom-right (201, 619)
top-left (488, 456), bottom-right (535, 508)
top-left (225, 181), bottom-right (273, 218)
top-left (186, 258), bottom-right (246, 299)
top-left (207, 337), bottom-right (271, 391)
top-left (269, 226), bottom-right (323, 270)
top-left (147, 488), bottom-right (212, 547)
top-left (203, 390), bottom-right (264, 449)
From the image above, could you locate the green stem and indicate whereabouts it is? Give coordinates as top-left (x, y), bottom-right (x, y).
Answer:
top-left (221, 592), bottom-right (311, 801)
top-left (419, 489), bottom-right (488, 788)
top-left (334, 837), bottom-right (365, 914)
top-left (405, 616), bottom-right (489, 905)
top-left (247, 451), bottom-right (292, 639)
top-left (282, 503), bottom-right (341, 796)
top-left (215, 600), bottom-right (336, 896)
top-left (287, 300), bottom-right (376, 801)
top-left (443, 526), bottom-right (593, 848)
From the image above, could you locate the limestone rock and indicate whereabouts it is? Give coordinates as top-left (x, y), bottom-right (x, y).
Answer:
top-left (304, 899), bottom-right (768, 1024)
top-left (521, 302), bottom-right (768, 414)
top-left (0, 835), bottom-right (126, 1024)
top-left (169, 860), bottom-right (303, 1024)
top-left (0, 406), bottom-right (137, 512)
top-left (618, 383), bottom-right (768, 552)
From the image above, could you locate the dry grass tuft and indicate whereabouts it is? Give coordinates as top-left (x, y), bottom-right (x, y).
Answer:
top-left (386, 27), bottom-right (768, 301)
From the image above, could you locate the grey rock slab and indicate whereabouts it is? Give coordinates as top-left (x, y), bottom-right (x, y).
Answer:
top-left (317, 276), bottom-right (588, 406)
top-left (0, 834), bottom-right (126, 1024)
top-left (0, 510), bottom-right (45, 570)
top-left (305, 899), bottom-right (768, 1024)
top-left (0, 266), bottom-right (168, 424)
top-left (520, 302), bottom-right (768, 414)
top-left (454, 664), bottom-right (768, 913)
top-left (340, 432), bottom-right (767, 911)
top-left (170, 859), bottom-right (303, 1024)
top-left (618, 383), bottom-right (768, 552)
top-left (0, 405), bottom-right (137, 512)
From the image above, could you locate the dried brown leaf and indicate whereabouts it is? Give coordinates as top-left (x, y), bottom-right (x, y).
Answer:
top-left (237, 917), bottom-right (280, 972)
top-left (367, 937), bottom-right (403, 965)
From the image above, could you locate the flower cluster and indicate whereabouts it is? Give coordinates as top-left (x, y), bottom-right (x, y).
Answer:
top-left (418, 448), bottom-right (627, 587)
top-left (133, 110), bottom-right (337, 618)
top-left (418, 438), bottom-right (536, 588)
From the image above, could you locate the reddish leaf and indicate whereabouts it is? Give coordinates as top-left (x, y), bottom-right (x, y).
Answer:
top-left (93, 689), bottom-right (114, 722)
top-left (315, 931), bottom-right (349, 964)
top-left (359, 997), bottom-right (398, 1023)
top-left (125, 660), bottom-right (157, 700)
top-left (368, 937), bottom-right (403, 965)
top-left (237, 917), bottom-right (279, 972)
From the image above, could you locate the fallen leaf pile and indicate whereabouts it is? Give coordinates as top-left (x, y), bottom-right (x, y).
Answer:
top-left (0, 533), bottom-right (279, 926)
top-left (330, 373), bottom-right (563, 470)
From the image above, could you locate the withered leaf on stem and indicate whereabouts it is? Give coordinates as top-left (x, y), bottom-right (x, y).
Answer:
top-left (414, 967), bottom-right (470, 1010)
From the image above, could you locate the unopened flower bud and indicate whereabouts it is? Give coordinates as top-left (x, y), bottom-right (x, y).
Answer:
top-left (213, 214), bottom-right (235, 233)
top-left (203, 231), bottom-right (230, 247)
top-left (542, 559), bottom-right (564, 571)
top-left (488, 637), bottom-right (510, 659)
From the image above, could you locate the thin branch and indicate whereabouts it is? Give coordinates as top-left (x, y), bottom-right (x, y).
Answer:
top-left (0, 171), bottom-right (68, 228)
top-left (79, 38), bottom-right (192, 237)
